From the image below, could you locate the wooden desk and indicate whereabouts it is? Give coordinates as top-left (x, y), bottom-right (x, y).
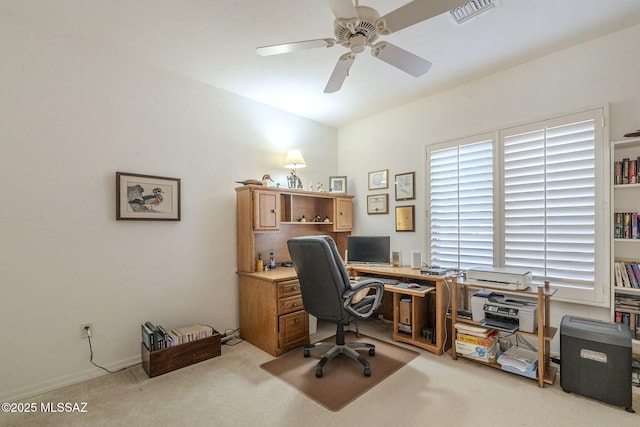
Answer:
top-left (237, 268), bottom-right (309, 356)
top-left (348, 265), bottom-right (453, 355)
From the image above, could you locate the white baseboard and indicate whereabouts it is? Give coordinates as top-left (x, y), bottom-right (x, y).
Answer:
top-left (0, 355), bottom-right (141, 403)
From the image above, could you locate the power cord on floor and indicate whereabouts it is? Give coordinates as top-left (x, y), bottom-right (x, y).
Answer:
top-left (86, 328), bottom-right (141, 374)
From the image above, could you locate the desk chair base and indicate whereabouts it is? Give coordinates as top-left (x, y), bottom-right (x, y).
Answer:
top-left (303, 324), bottom-right (375, 377)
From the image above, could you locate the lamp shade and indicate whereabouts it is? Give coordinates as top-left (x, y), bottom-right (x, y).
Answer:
top-left (284, 149), bottom-right (307, 169)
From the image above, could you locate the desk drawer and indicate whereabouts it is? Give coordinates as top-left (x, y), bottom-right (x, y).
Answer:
top-left (278, 310), bottom-right (308, 348)
top-left (278, 279), bottom-right (301, 299)
top-left (279, 295), bottom-right (303, 315)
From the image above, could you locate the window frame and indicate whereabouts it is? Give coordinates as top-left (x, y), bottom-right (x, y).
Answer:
top-left (426, 107), bottom-right (609, 306)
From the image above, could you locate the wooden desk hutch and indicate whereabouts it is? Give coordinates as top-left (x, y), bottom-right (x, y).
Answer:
top-left (235, 185), bottom-right (353, 356)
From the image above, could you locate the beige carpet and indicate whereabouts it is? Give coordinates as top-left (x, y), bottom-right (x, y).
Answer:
top-left (260, 332), bottom-right (419, 411)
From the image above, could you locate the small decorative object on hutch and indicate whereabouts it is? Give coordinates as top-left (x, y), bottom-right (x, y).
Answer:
top-left (116, 172), bottom-right (181, 221)
top-left (284, 149), bottom-right (306, 189)
top-left (329, 176), bottom-right (347, 194)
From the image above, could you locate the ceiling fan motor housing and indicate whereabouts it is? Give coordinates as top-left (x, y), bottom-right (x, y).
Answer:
top-left (334, 5), bottom-right (380, 52)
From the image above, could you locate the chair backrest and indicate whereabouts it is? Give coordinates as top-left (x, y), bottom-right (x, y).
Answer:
top-left (287, 235), bottom-right (352, 324)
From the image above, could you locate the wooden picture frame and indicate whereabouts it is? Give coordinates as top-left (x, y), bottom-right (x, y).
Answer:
top-left (368, 169), bottom-right (389, 190)
top-left (367, 194), bottom-right (388, 214)
top-left (329, 176), bottom-right (347, 194)
top-left (116, 172), bottom-right (181, 220)
top-left (395, 171), bottom-right (415, 201)
top-left (395, 205), bottom-right (415, 231)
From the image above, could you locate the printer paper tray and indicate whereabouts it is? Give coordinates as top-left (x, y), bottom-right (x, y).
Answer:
top-left (481, 318), bottom-right (518, 333)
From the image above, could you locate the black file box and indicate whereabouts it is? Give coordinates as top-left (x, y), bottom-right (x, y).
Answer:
top-left (560, 315), bottom-right (633, 411)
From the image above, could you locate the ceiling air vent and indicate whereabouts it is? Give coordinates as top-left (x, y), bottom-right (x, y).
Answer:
top-left (450, 0), bottom-right (499, 25)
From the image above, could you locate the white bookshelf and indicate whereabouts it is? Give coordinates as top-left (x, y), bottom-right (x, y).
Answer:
top-left (610, 137), bottom-right (640, 356)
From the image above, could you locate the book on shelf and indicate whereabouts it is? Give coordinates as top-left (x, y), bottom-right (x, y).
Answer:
top-left (144, 321), bottom-right (161, 351)
top-left (141, 323), bottom-right (153, 351)
top-left (613, 158), bottom-right (640, 185)
top-left (633, 264), bottom-right (640, 285)
top-left (626, 264), bottom-right (639, 288)
top-left (614, 161), bottom-right (622, 185)
top-left (613, 212), bottom-right (639, 239)
top-left (614, 262), bottom-right (624, 287)
top-left (141, 322), bottom-right (216, 351)
top-left (615, 261), bottom-right (640, 288)
top-left (615, 293), bottom-right (640, 310)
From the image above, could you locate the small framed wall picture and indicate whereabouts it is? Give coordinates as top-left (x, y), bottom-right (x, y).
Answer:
top-left (367, 194), bottom-right (389, 214)
top-left (395, 171), bottom-right (415, 201)
top-left (395, 205), bottom-right (415, 232)
top-left (368, 169), bottom-right (389, 190)
top-left (116, 172), bottom-right (181, 220)
top-left (329, 176), bottom-right (347, 194)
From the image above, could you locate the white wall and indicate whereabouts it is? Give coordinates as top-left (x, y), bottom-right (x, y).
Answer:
top-left (337, 24), bottom-right (640, 351)
top-left (0, 14), bottom-right (337, 401)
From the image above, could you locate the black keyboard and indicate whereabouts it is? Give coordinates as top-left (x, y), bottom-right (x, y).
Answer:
top-left (357, 276), bottom-right (398, 285)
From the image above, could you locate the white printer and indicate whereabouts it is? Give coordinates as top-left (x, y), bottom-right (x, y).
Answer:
top-left (466, 266), bottom-right (532, 291)
top-left (471, 290), bottom-right (537, 333)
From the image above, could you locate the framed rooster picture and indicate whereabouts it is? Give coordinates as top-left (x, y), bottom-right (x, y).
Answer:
top-left (116, 172), bottom-right (181, 220)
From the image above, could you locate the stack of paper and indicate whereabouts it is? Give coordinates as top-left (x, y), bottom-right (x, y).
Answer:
top-left (497, 346), bottom-right (538, 379)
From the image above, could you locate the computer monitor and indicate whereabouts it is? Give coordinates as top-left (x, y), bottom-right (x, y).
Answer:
top-left (346, 236), bottom-right (391, 265)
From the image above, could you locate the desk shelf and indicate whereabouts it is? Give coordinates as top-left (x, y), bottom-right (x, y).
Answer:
top-left (348, 265), bottom-right (452, 355)
top-left (450, 279), bottom-right (558, 387)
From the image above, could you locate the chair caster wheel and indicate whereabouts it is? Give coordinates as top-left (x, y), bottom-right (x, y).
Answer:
top-left (315, 368), bottom-right (323, 378)
top-left (369, 348), bottom-right (375, 356)
top-left (304, 349), bottom-right (310, 357)
top-left (364, 367), bottom-right (371, 377)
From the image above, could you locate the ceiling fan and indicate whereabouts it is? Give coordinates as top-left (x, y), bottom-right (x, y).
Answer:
top-left (256, 0), bottom-right (468, 93)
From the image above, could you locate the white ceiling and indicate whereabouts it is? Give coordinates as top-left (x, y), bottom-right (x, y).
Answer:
top-left (2, 0), bottom-right (640, 128)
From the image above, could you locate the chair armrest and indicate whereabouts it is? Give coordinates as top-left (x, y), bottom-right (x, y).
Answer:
top-left (343, 279), bottom-right (384, 319)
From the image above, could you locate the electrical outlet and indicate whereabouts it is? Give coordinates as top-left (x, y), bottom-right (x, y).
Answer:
top-left (81, 323), bottom-right (93, 339)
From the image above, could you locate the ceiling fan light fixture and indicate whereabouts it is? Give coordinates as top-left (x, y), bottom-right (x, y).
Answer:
top-left (349, 34), bottom-right (367, 54)
top-left (449, 0), bottom-right (499, 25)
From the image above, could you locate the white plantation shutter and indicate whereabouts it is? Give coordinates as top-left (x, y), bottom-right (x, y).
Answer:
top-left (428, 108), bottom-right (607, 304)
top-left (429, 138), bottom-right (494, 269)
top-left (502, 113), bottom-right (601, 297)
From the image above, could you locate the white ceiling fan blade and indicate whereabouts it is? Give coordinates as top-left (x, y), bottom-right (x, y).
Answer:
top-left (376, 0), bottom-right (468, 34)
top-left (324, 52), bottom-right (355, 93)
top-left (327, 0), bottom-right (359, 33)
top-left (256, 38), bottom-right (336, 56)
top-left (371, 42), bottom-right (432, 77)
top-left (327, 0), bottom-right (358, 20)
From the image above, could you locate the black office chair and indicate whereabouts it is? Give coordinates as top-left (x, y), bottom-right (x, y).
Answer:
top-left (287, 235), bottom-right (384, 377)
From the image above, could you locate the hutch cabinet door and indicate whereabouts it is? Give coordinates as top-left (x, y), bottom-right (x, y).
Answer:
top-left (253, 190), bottom-right (280, 231)
top-left (334, 197), bottom-right (353, 231)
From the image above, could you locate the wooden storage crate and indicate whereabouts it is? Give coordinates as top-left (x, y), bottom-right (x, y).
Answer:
top-left (141, 332), bottom-right (221, 377)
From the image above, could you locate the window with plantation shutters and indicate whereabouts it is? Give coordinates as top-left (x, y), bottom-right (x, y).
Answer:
top-left (428, 136), bottom-right (494, 270)
top-left (427, 108), bottom-right (608, 305)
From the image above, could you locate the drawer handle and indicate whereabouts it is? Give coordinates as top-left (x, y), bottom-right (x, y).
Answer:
top-left (292, 302), bottom-right (297, 307)
top-left (271, 209), bottom-right (277, 213)
top-left (294, 318), bottom-right (300, 324)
